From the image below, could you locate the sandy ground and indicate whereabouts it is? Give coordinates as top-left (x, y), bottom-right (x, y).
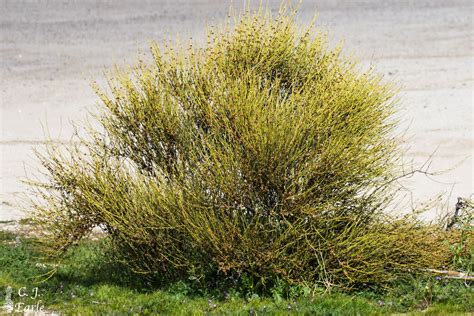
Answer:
top-left (1, 0), bottom-right (473, 221)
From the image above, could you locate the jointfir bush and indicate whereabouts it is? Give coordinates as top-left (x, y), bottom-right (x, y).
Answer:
top-left (29, 5), bottom-right (456, 290)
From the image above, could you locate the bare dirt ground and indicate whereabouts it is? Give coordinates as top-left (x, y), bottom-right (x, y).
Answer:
top-left (1, 0), bottom-right (472, 221)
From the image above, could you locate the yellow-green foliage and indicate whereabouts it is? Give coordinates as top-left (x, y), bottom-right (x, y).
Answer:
top-left (29, 5), bottom-right (454, 289)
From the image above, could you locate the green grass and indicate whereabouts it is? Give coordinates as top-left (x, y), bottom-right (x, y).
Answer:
top-left (0, 230), bottom-right (472, 315)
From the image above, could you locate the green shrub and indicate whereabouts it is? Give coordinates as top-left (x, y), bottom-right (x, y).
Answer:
top-left (28, 5), bottom-right (455, 290)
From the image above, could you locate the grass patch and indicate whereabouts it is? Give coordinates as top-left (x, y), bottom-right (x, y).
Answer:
top-left (0, 230), bottom-right (472, 315)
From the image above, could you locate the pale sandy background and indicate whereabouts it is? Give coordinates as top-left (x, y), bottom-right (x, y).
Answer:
top-left (1, 0), bottom-right (473, 221)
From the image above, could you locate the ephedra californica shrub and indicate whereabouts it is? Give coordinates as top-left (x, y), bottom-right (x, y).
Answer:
top-left (29, 5), bottom-right (457, 290)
